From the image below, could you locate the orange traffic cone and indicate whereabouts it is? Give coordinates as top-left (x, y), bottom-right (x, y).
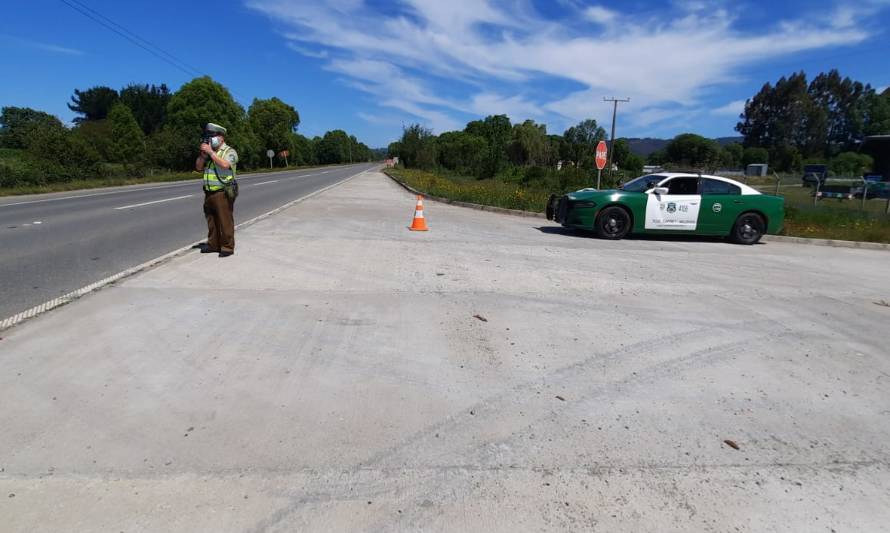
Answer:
top-left (409, 195), bottom-right (429, 231)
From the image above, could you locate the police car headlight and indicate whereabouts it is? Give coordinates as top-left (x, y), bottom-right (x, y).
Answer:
top-left (573, 201), bottom-right (597, 209)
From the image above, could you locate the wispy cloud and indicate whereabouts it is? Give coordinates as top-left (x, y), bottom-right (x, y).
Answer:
top-left (247, 0), bottom-right (882, 136)
top-left (711, 100), bottom-right (747, 117)
top-left (1, 34), bottom-right (84, 56)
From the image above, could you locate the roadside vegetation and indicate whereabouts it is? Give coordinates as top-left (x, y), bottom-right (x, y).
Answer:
top-left (387, 68), bottom-right (889, 244)
top-left (0, 78), bottom-right (383, 193)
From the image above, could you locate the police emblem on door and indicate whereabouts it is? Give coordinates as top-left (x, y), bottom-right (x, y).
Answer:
top-left (712, 203), bottom-right (723, 213)
top-left (666, 202), bottom-right (677, 214)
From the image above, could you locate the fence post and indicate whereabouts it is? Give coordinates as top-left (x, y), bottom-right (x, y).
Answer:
top-left (773, 172), bottom-right (781, 196)
top-left (861, 179), bottom-right (868, 211)
top-left (814, 179), bottom-right (820, 208)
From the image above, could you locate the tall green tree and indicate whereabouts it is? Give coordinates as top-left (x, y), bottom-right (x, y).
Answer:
top-left (164, 76), bottom-right (248, 169)
top-left (562, 119), bottom-right (606, 169)
top-left (509, 120), bottom-right (549, 167)
top-left (119, 83), bottom-right (171, 135)
top-left (467, 115), bottom-right (512, 178)
top-left (68, 86), bottom-right (119, 123)
top-left (395, 124), bottom-right (437, 169)
top-left (248, 97), bottom-right (301, 153)
top-left (107, 103), bottom-right (145, 166)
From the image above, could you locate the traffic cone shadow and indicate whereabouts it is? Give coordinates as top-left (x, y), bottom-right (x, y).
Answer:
top-left (409, 195), bottom-right (429, 231)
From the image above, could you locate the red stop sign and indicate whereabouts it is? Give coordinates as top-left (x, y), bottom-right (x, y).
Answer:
top-left (595, 141), bottom-right (608, 170)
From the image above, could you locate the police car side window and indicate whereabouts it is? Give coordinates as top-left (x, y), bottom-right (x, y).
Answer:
top-left (701, 179), bottom-right (740, 195)
top-left (666, 177), bottom-right (698, 195)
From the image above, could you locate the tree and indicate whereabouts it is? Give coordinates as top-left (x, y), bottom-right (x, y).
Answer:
top-left (664, 133), bottom-right (722, 169)
top-left (437, 131), bottom-right (487, 176)
top-left (865, 89), bottom-right (890, 135)
top-left (622, 153), bottom-right (645, 175)
top-left (742, 147), bottom-right (769, 167)
top-left (611, 138), bottom-right (631, 168)
top-left (107, 103), bottom-right (145, 166)
top-left (119, 83), bottom-right (171, 135)
top-left (467, 115), bottom-right (512, 178)
top-left (0, 107), bottom-right (63, 149)
top-left (164, 76), bottom-right (247, 169)
top-left (68, 86), bottom-right (119, 123)
top-left (509, 120), bottom-right (549, 167)
top-left (395, 124), bottom-right (437, 169)
top-left (737, 72), bottom-right (812, 164)
top-left (830, 152), bottom-right (873, 176)
top-left (248, 97), bottom-right (301, 154)
top-left (562, 119), bottom-right (606, 169)
top-left (722, 143), bottom-right (743, 168)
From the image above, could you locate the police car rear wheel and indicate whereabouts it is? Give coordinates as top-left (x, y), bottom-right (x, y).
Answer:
top-left (595, 206), bottom-right (631, 240)
top-left (731, 212), bottom-right (765, 245)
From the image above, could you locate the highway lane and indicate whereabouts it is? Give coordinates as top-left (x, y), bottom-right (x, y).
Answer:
top-left (0, 163), bottom-right (376, 319)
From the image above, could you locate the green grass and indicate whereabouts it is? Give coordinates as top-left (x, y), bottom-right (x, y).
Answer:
top-left (386, 167), bottom-right (551, 213)
top-left (388, 167), bottom-right (890, 244)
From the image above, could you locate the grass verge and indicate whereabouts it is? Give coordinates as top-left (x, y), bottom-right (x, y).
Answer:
top-left (385, 167), bottom-right (550, 213)
top-left (387, 167), bottom-right (890, 244)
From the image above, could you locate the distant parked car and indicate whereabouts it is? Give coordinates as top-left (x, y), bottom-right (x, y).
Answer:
top-left (546, 173), bottom-right (785, 245)
top-left (802, 164), bottom-right (828, 187)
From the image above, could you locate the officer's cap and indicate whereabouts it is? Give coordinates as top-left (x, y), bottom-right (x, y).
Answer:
top-left (205, 123), bottom-right (227, 135)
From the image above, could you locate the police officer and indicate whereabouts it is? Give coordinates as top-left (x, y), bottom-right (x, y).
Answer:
top-left (196, 123), bottom-right (238, 257)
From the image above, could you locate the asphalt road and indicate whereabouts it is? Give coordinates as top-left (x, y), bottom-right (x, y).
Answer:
top-left (0, 163), bottom-right (376, 319)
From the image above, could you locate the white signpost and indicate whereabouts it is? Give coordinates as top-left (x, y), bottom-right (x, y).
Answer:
top-left (266, 149), bottom-right (274, 169)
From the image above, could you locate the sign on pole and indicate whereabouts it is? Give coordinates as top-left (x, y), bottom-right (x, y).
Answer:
top-left (266, 149), bottom-right (274, 169)
top-left (595, 140), bottom-right (608, 189)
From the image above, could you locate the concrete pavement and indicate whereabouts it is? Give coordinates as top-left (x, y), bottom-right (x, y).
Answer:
top-left (0, 163), bottom-right (376, 319)
top-left (1, 170), bottom-right (889, 532)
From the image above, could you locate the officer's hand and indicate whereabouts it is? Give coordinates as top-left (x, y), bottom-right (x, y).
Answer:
top-left (200, 143), bottom-right (214, 155)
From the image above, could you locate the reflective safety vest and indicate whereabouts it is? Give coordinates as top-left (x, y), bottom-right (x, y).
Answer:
top-left (203, 145), bottom-right (237, 192)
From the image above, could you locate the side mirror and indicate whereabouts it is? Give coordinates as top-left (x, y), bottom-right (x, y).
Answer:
top-left (652, 187), bottom-right (669, 195)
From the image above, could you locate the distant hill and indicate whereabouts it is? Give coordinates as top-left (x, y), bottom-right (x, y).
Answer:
top-left (626, 136), bottom-right (743, 157)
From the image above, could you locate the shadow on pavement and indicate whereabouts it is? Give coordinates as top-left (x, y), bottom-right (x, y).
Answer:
top-left (535, 225), bottom-right (732, 244)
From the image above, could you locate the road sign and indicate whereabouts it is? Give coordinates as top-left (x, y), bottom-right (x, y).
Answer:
top-left (595, 141), bottom-right (608, 171)
top-left (266, 149), bottom-right (274, 158)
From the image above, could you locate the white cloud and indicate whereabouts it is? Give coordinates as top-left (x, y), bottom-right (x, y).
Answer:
top-left (246, 0), bottom-right (881, 137)
top-left (583, 6), bottom-right (618, 24)
top-left (1, 34), bottom-right (83, 55)
top-left (711, 100), bottom-right (747, 117)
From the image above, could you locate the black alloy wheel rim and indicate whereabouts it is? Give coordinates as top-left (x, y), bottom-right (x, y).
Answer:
top-left (602, 211), bottom-right (627, 236)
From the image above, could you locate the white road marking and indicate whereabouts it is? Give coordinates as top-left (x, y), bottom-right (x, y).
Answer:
top-left (114, 194), bottom-right (194, 210)
top-left (251, 180), bottom-right (280, 186)
top-left (0, 181), bottom-right (199, 208)
top-left (33, 221), bottom-right (42, 225)
top-left (0, 166), bottom-right (350, 208)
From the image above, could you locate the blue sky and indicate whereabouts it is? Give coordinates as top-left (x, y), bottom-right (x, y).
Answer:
top-left (2, 0), bottom-right (889, 148)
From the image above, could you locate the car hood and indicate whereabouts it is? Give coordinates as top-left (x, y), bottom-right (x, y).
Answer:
top-left (565, 188), bottom-right (622, 201)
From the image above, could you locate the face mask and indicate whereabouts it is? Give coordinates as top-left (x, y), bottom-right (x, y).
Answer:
top-left (210, 136), bottom-right (222, 149)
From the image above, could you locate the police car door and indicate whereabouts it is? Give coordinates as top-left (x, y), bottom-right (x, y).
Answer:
top-left (644, 176), bottom-right (701, 231)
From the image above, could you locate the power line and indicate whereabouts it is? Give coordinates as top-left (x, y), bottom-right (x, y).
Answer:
top-left (59, 0), bottom-right (203, 78)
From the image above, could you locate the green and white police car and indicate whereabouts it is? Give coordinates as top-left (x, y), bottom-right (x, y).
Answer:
top-left (546, 173), bottom-right (785, 245)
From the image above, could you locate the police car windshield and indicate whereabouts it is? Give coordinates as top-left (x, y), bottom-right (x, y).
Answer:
top-left (621, 175), bottom-right (666, 192)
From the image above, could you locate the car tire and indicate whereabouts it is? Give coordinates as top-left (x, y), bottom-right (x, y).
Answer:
top-left (595, 206), bottom-right (632, 240)
top-left (731, 212), bottom-right (765, 245)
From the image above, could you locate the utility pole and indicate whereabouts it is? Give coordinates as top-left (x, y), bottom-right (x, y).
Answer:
top-left (603, 97), bottom-right (630, 180)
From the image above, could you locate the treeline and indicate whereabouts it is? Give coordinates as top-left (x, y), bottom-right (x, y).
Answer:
top-left (0, 76), bottom-right (377, 187)
top-left (735, 69), bottom-right (890, 172)
top-left (388, 116), bottom-right (645, 189)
